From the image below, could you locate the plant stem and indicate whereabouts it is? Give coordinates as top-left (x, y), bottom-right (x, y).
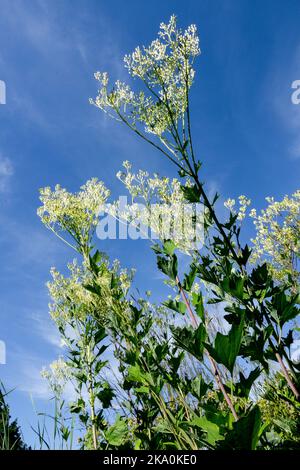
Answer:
top-left (88, 378), bottom-right (98, 450)
top-left (176, 275), bottom-right (239, 421)
top-left (275, 353), bottom-right (299, 401)
top-left (176, 276), bottom-right (198, 327)
top-left (207, 356), bottom-right (239, 422)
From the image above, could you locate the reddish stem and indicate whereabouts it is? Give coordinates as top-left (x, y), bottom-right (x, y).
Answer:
top-left (175, 276), bottom-right (239, 421)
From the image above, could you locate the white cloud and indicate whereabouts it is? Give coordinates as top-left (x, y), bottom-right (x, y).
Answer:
top-left (0, 154), bottom-right (13, 192)
top-left (29, 311), bottom-right (63, 349)
top-left (291, 339), bottom-right (300, 363)
top-left (0, 0), bottom-right (130, 132)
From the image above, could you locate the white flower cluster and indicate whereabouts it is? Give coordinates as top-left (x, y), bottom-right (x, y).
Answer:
top-left (224, 195), bottom-right (251, 221)
top-left (48, 260), bottom-right (98, 324)
top-left (111, 161), bottom-right (204, 253)
top-left (41, 356), bottom-right (71, 397)
top-left (90, 15), bottom-right (200, 142)
top-left (250, 191), bottom-right (300, 283)
top-left (48, 258), bottom-right (133, 326)
top-left (37, 179), bottom-right (110, 250)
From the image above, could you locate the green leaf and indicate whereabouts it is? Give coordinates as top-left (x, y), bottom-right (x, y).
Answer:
top-left (182, 265), bottom-right (197, 292)
top-left (235, 367), bottom-right (261, 398)
top-left (180, 184), bottom-right (201, 203)
top-left (191, 292), bottom-right (205, 321)
top-left (94, 327), bottom-right (107, 344)
top-left (172, 323), bottom-right (207, 361)
top-left (97, 384), bottom-right (114, 408)
top-left (163, 239), bottom-right (176, 256)
top-left (157, 254), bottom-right (178, 280)
top-left (69, 398), bottom-right (85, 414)
top-left (83, 283), bottom-right (101, 296)
top-left (282, 330), bottom-right (294, 348)
top-left (190, 376), bottom-right (210, 400)
top-left (240, 332), bottom-right (270, 371)
top-left (92, 249), bottom-right (102, 264)
top-left (191, 416), bottom-right (224, 446)
top-left (250, 263), bottom-right (270, 288)
top-left (222, 212), bottom-right (238, 230)
top-left (94, 360), bottom-right (108, 375)
top-left (221, 406), bottom-right (263, 450)
top-left (269, 291), bottom-right (300, 326)
top-left (206, 314), bottom-right (245, 374)
top-left (163, 299), bottom-right (186, 314)
top-left (127, 364), bottom-right (153, 386)
top-left (105, 416), bottom-right (127, 446)
top-left (135, 385), bottom-right (150, 394)
top-left (221, 274), bottom-right (245, 301)
top-left (239, 244), bottom-right (251, 265)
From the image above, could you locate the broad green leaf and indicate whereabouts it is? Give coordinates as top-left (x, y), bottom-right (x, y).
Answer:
top-left (190, 376), bottom-right (210, 399)
top-left (191, 291), bottom-right (205, 321)
top-left (182, 265), bottom-right (197, 292)
top-left (157, 254), bottom-right (178, 280)
top-left (94, 327), bottom-right (107, 344)
top-left (172, 323), bottom-right (207, 361)
top-left (97, 383), bottom-right (114, 408)
top-left (163, 239), bottom-right (176, 256)
top-left (180, 184), bottom-right (201, 203)
top-left (206, 314), bottom-right (245, 374)
top-left (235, 367), bottom-right (261, 398)
top-left (105, 416), bottom-right (127, 446)
top-left (220, 406), bottom-right (263, 450)
top-left (127, 364), bottom-right (153, 386)
top-left (163, 299), bottom-right (186, 314)
top-left (191, 416), bottom-right (224, 446)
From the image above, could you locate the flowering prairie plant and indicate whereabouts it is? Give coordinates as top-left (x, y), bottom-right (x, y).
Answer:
top-left (12, 15), bottom-right (299, 452)
top-left (109, 160), bottom-right (205, 253)
top-left (37, 178), bottom-right (110, 252)
top-left (250, 191), bottom-right (300, 285)
top-left (90, 16), bottom-right (200, 172)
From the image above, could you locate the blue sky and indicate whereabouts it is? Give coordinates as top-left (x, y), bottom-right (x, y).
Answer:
top-left (0, 0), bottom-right (300, 447)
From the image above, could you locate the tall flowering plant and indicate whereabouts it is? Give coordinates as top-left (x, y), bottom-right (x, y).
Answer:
top-left (90, 15), bottom-right (300, 445)
top-left (36, 16), bottom-right (300, 450)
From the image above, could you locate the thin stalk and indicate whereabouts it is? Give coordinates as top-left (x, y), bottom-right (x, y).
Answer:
top-left (87, 373), bottom-right (98, 450)
top-left (207, 356), bottom-right (239, 422)
top-left (114, 108), bottom-right (185, 172)
top-left (275, 353), bottom-right (300, 401)
top-left (175, 275), bottom-right (239, 421)
top-left (263, 312), bottom-right (300, 400)
top-left (85, 340), bottom-right (98, 450)
top-left (176, 276), bottom-right (198, 327)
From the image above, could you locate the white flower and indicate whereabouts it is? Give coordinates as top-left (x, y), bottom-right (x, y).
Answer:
top-left (224, 198), bottom-right (236, 212)
top-left (41, 357), bottom-right (71, 397)
top-left (112, 162), bottom-right (204, 253)
top-left (90, 16), bottom-right (201, 164)
top-left (38, 179), bottom-right (110, 250)
top-left (250, 190), bottom-right (300, 284)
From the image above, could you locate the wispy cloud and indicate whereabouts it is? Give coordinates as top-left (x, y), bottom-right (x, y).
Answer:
top-left (29, 311), bottom-right (63, 350)
top-left (0, 0), bottom-right (125, 132)
top-left (0, 154), bottom-right (14, 192)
